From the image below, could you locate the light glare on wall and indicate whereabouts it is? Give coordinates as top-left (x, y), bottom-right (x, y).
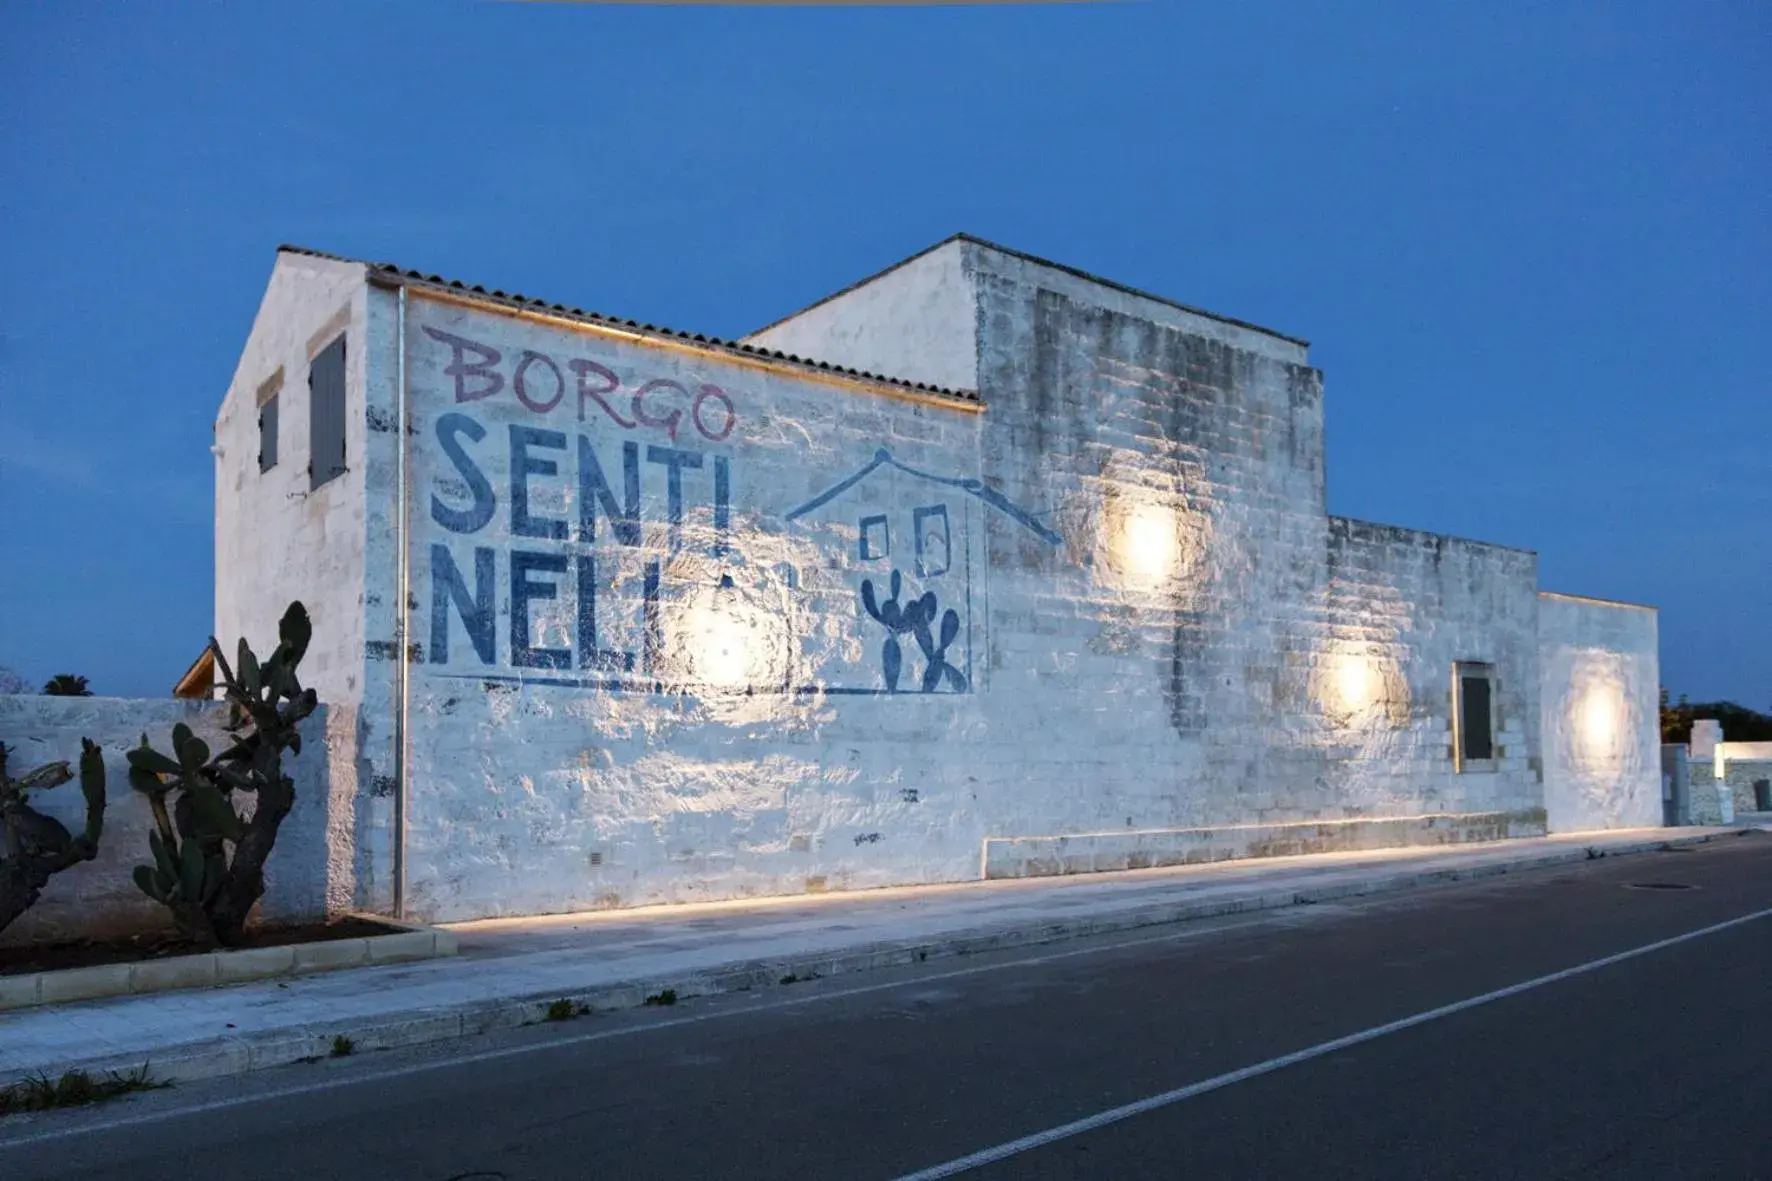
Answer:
top-left (1581, 690), bottom-right (1617, 749)
top-left (1334, 655), bottom-right (1373, 712)
top-left (1315, 646), bottom-right (1406, 731)
top-left (691, 607), bottom-right (754, 689)
top-left (1571, 675), bottom-right (1627, 769)
top-left (1118, 503), bottom-right (1178, 584)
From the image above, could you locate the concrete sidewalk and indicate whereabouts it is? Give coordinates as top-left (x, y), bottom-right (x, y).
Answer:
top-left (0, 827), bottom-right (1746, 1088)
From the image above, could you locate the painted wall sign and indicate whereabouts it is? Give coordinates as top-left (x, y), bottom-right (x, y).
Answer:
top-left (422, 326), bottom-right (738, 443)
top-left (416, 315), bottom-right (746, 694)
top-left (411, 315), bottom-right (1060, 701)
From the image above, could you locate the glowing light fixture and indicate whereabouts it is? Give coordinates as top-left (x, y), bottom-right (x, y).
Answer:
top-left (1118, 502), bottom-right (1178, 584)
top-left (692, 609), bottom-right (751, 689)
top-left (682, 574), bottom-right (760, 691)
top-left (1335, 654), bottom-right (1373, 713)
top-left (1580, 689), bottom-right (1617, 750)
top-left (1316, 647), bottom-right (1406, 731)
top-left (1568, 666), bottom-right (1628, 771)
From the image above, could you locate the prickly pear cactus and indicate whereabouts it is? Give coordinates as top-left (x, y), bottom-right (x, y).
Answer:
top-left (0, 738), bottom-right (107, 936)
top-left (128, 602), bottom-right (317, 948)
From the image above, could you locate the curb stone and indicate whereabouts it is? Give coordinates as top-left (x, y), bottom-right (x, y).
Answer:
top-left (5, 830), bottom-right (1740, 1089)
top-left (0, 919), bottom-right (457, 1014)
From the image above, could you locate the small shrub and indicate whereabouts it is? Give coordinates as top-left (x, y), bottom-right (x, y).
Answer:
top-left (330, 1035), bottom-right (354, 1058)
top-left (0, 1066), bottom-right (164, 1116)
top-left (544, 999), bottom-right (589, 1022)
top-left (644, 988), bottom-right (678, 1007)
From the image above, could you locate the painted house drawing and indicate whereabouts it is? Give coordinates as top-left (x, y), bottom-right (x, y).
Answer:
top-left (785, 448), bottom-right (1061, 695)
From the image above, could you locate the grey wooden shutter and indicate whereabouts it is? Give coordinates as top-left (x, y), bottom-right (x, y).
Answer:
top-left (1459, 673), bottom-right (1494, 761)
top-left (309, 335), bottom-right (348, 489)
top-left (258, 396), bottom-right (279, 472)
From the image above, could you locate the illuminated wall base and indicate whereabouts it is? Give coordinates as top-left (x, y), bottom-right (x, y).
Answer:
top-left (982, 810), bottom-right (1550, 880)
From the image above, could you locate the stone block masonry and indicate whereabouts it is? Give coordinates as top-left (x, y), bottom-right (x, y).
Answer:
top-left (199, 235), bottom-right (1664, 924)
top-left (1720, 747), bottom-right (1772, 815)
top-left (1685, 742), bottom-right (1772, 823)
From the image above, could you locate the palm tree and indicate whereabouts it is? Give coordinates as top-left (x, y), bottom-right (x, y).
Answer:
top-left (42, 674), bottom-right (93, 697)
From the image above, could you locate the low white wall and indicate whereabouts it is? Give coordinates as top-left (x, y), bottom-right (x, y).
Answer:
top-left (1537, 594), bottom-right (1662, 832)
top-left (1719, 750), bottom-right (1772, 815)
top-left (0, 696), bottom-right (349, 945)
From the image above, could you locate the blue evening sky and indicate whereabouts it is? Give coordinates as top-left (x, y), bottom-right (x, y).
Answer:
top-left (1, 2), bottom-right (1766, 707)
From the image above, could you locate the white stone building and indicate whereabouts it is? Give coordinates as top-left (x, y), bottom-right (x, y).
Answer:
top-left (209, 234), bottom-right (1663, 923)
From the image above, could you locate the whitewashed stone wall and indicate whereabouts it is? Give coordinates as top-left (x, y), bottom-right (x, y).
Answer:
top-left (208, 240), bottom-right (1661, 925)
top-left (362, 241), bottom-right (1554, 922)
top-left (397, 290), bottom-right (998, 918)
top-left (1317, 520), bottom-right (1541, 820)
top-left (1538, 593), bottom-right (1662, 831)
top-left (215, 250), bottom-right (397, 913)
top-left (961, 246), bottom-right (1545, 845)
top-left (747, 238), bottom-right (979, 394)
top-left (215, 250), bottom-right (371, 707)
top-left (0, 696), bottom-right (345, 944)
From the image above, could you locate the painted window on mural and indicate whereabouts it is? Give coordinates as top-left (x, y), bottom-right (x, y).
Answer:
top-left (859, 513), bottom-right (890, 561)
top-left (309, 334), bottom-right (348, 489)
top-left (913, 504), bottom-right (950, 578)
top-left (1454, 661), bottom-right (1496, 770)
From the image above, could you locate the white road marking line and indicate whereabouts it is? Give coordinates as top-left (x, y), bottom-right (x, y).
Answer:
top-left (886, 904), bottom-right (1772, 1181)
top-left (0, 914), bottom-right (1283, 1149)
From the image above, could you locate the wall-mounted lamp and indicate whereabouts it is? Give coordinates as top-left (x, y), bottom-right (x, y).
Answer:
top-left (1571, 676), bottom-right (1626, 769)
top-left (1334, 654), bottom-right (1374, 713)
top-left (1120, 503), bottom-right (1179, 583)
top-left (686, 573), bottom-right (755, 690)
top-left (1100, 494), bottom-right (1186, 592)
top-left (1316, 647), bottom-right (1406, 731)
top-left (1581, 689), bottom-right (1617, 749)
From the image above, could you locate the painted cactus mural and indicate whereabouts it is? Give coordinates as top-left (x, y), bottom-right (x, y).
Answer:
top-left (860, 570), bottom-right (967, 693)
top-left (788, 448), bottom-right (1061, 696)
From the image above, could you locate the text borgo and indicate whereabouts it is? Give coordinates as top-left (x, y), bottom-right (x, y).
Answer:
top-left (422, 325), bottom-right (738, 444)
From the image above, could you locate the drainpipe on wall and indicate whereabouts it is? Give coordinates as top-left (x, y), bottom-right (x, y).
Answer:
top-left (392, 282), bottom-right (411, 920)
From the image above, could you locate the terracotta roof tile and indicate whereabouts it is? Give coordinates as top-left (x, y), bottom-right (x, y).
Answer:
top-left (276, 245), bottom-right (979, 404)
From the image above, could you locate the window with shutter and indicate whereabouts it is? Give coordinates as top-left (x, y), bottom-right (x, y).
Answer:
top-left (309, 335), bottom-right (348, 489)
top-left (256, 368), bottom-right (282, 473)
top-left (1453, 661), bottom-right (1498, 771)
top-left (258, 397), bottom-right (279, 472)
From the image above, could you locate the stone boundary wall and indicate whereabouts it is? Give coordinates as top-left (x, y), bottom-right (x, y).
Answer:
top-left (1671, 741), bottom-right (1772, 824)
top-left (1686, 763), bottom-right (1731, 826)
top-left (1719, 745), bottom-right (1772, 815)
top-left (0, 696), bottom-right (348, 945)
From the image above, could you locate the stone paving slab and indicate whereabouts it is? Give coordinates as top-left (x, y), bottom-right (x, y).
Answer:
top-left (0, 827), bottom-right (1742, 1087)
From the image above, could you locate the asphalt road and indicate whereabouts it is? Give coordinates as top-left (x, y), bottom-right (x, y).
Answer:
top-left (3, 833), bottom-right (1770, 1180)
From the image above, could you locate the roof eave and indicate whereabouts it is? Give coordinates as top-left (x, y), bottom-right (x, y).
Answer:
top-left (274, 245), bottom-right (980, 409)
